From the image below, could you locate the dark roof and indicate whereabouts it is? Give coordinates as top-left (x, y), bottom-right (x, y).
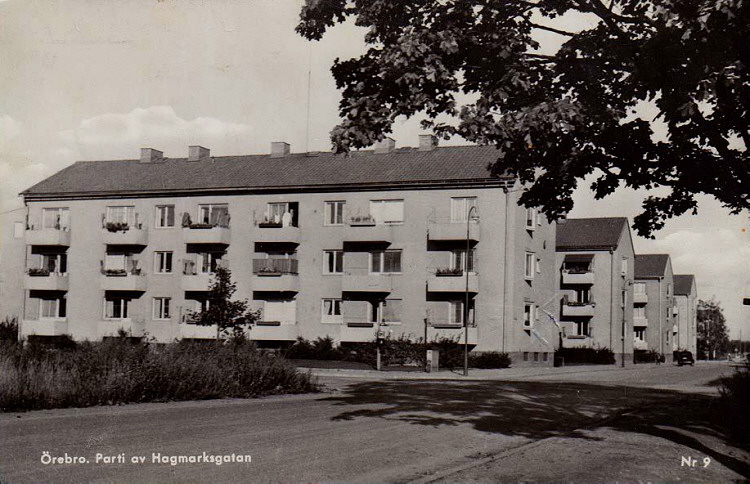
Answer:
top-left (22, 145), bottom-right (509, 198)
top-left (674, 274), bottom-right (695, 295)
top-left (555, 217), bottom-right (628, 250)
top-left (635, 254), bottom-right (670, 279)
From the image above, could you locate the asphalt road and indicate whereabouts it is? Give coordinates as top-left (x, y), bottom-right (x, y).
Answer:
top-left (1, 362), bottom-right (748, 483)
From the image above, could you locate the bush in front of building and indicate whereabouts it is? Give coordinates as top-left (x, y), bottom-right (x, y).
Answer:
top-left (634, 349), bottom-right (662, 364)
top-left (0, 317), bottom-right (18, 342)
top-left (555, 346), bottom-right (616, 365)
top-left (0, 337), bottom-right (316, 412)
top-left (469, 351), bottom-right (512, 369)
top-left (284, 336), bottom-right (344, 361)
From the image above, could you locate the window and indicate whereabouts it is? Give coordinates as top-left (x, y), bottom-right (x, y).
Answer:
top-left (543, 352), bottom-right (549, 362)
top-left (369, 199), bottom-right (404, 224)
top-left (198, 204), bottom-right (229, 227)
top-left (450, 197), bottom-right (477, 222)
top-left (371, 250), bottom-right (402, 273)
top-left (155, 205), bottom-right (175, 228)
top-left (37, 253), bottom-right (67, 274)
top-left (153, 297), bottom-right (171, 320)
top-left (575, 320), bottom-right (590, 336)
top-left (324, 201), bottom-right (345, 226)
top-left (104, 296), bottom-right (129, 319)
top-left (634, 306), bottom-right (646, 319)
top-left (634, 328), bottom-right (646, 340)
top-left (526, 208), bottom-right (537, 230)
top-left (667, 283), bottom-right (673, 297)
top-left (42, 208), bottom-right (70, 230)
top-left (322, 299), bottom-right (343, 324)
top-left (621, 258), bottom-right (628, 276)
top-left (154, 251), bottom-right (173, 274)
top-left (106, 206), bottom-right (135, 225)
top-left (634, 282), bottom-right (646, 295)
top-left (523, 352), bottom-right (529, 361)
top-left (264, 202), bottom-right (298, 227)
top-left (40, 296), bottom-right (66, 319)
top-left (523, 303), bottom-right (535, 328)
top-left (575, 287), bottom-right (591, 304)
top-left (534, 352), bottom-right (539, 362)
top-left (323, 250), bottom-right (344, 274)
top-left (524, 252), bottom-right (535, 280)
top-left (199, 252), bottom-right (224, 274)
top-left (368, 301), bottom-right (380, 323)
top-left (450, 249), bottom-right (475, 273)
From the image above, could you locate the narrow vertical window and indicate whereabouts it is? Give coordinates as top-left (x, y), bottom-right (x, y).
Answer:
top-left (153, 297), bottom-right (171, 320)
top-left (324, 201), bottom-right (345, 226)
top-left (155, 205), bottom-right (175, 228)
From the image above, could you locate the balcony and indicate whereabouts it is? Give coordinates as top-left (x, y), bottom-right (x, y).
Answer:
top-left (102, 221), bottom-right (148, 246)
top-left (633, 292), bottom-right (648, 304)
top-left (340, 322), bottom-right (377, 342)
top-left (427, 271), bottom-right (479, 293)
top-left (254, 223), bottom-right (301, 244)
top-left (633, 339), bottom-right (648, 351)
top-left (250, 322), bottom-right (298, 341)
top-left (252, 259), bottom-right (299, 292)
top-left (181, 273), bottom-right (214, 291)
top-left (25, 228), bottom-right (71, 246)
top-left (21, 319), bottom-right (69, 337)
top-left (634, 316), bottom-right (648, 327)
top-left (562, 270), bottom-right (594, 285)
top-left (101, 272), bottom-right (146, 291)
top-left (24, 272), bottom-right (69, 291)
top-left (342, 273), bottom-right (393, 293)
top-left (183, 224), bottom-right (231, 245)
top-left (426, 324), bottom-right (478, 345)
top-left (180, 323), bottom-right (218, 339)
top-left (343, 217), bottom-right (394, 244)
top-left (561, 298), bottom-right (596, 318)
top-left (100, 318), bottom-right (146, 338)
top-left (427, 220), bottom-right (480, 242)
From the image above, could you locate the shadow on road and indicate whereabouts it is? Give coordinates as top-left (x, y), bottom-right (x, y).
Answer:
top-left (321, 380), bottom-right (750, 478)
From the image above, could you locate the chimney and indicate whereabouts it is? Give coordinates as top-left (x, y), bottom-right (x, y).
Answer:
top-left (418, 134), bottom-right (438, 152)
top-left (188, 145), bottom-right (210, 162)
top-left (270, 142), bottom-right (290, 158)
top-left (140, 148), bottom-right (163, 163)
top-left (374, 137), bottom-right (396, 154)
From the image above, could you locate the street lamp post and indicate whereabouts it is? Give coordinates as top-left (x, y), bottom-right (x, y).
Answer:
top-left (464, 205), bottom-right (478, 377)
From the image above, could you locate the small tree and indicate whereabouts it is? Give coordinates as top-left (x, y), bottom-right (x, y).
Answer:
top-left (697, 298), bottom-right (730, 360)
top-left (187, 266), bottom-right (259, 341)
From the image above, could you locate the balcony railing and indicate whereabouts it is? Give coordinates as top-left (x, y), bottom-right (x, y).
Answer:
top-left (561, 269), bottom-right (594, 285)
top-left (25, 227), bottom-right (71, 246)
top-left (561, 295), bottom-right (596, 317)
top-left (102, 215), bottom-right (148, 245)
top-left (427, 271), bottom-right (479, 293)
top-left (24, 271), bottom-right (69, 291)
top-left (253, 218), bottom-right (301, 243)
top-left (633, 292), bottom-right (648, 304)
top-left (427, 217), bottom-right (480, 242)
top-left (252, 259), bottom-right (298, 275)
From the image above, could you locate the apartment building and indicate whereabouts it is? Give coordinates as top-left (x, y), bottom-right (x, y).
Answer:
top-left (634, 254), bottom-right (675, 359)
top-left (10, 137), bottom-right (558, 364)
top-left (555, 217), bottom-right (635, 365)
top-left (673, 274), bottom-right (698, 354)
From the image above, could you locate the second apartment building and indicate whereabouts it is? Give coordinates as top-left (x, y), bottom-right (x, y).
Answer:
top-left (11, 138), bottom-right (559, 364)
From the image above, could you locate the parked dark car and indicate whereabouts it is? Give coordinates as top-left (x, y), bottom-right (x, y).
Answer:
top-left (673, 350), bottom-right (695, 366)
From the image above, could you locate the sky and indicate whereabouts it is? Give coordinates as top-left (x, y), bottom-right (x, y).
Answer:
top-left (1, 0), bottom-right (748, 339)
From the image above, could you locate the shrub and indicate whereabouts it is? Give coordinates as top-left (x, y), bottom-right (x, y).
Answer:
top-left (470, 351), bottom-right (512, 369)
top-left (284, 336), bottom-right (344, 361)
top-left (0, 338), bottom-right (316, 412)
top-left (555, 346), bottom-right (615, 365)
top-left (718, 362), bottom-right (750, 445)
top-left (1, 317), bottom-right (18, 343)
top-left (634, 349), bottom-right (661, 364)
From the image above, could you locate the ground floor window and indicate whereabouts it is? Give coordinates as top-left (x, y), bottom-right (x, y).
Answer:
top-left (40, 296), bottom-right (66, 319)
top-left (104, 296), bottom-right (130, 319)
top-left (575, 320), bottom-right (590, 337)
top-left (153, 297), bottom-right (171, 320)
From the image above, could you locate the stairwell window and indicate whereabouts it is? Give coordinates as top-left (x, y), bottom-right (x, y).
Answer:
top-left (155, 205), bottom-right (175, 228)
top-left (526, 208), bottom-right (537, 230)
top-left (323, 250), bottom-right (344, 274)
top-left (371, 250), bottom-right (402, 274)
top-left (523, 303), bottom-right (535, 328)
top-left (324, 201), bottom-right (345, 226)
top-left (153, 297), bottom-right (171, 320)
top-left (154, 251), bottom-right (173, 274)
top-left (369, 199), bottom-right (403, 224)
top-left (524, 252), bottom-right (535, 280)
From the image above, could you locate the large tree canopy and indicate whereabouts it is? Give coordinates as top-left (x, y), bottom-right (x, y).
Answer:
top-left (297, 0), bottom-right (749, 236)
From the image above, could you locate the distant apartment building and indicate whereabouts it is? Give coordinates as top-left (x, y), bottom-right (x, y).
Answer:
top-left (673, 274), bottom-right (698, 354)
top-left (6, 137), bottom-right (560, 364)
top-left (555, 217), bottom-right (635, 365)
top-left (634, 254), bottom-right (675, 359)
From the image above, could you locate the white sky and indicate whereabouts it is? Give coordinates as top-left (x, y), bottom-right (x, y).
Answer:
top-left (1, 0), bottom-right (748, 339)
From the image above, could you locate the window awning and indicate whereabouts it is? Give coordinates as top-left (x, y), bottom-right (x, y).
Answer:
top-left (564, 254), bottom-right (595, 263)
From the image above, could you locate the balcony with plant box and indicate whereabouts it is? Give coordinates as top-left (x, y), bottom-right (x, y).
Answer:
top-left (24, 267), bottom-right (69, 291)
top-left (100, 259), bottom-right (146, 291)
top-left (251, 258), bottom-right (300, 292)
top-left (428, 267), bottom-right (478, 293)
top-left (343, 214), bottom-right (394, 244)
top-left (101, 213), bottom-right (148, 246)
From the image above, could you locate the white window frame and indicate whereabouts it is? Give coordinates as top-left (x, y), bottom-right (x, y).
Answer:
top-left (370, 249), bottom-right (402, 274)
top-left (450, 197), bottom-right (478, 223)
top-left (39, 253), bottom-right (67, 274)
top-left (526, 208), bottom-right (537, 230)
top-left (369, 199), bottom-right (404, 225)
top-left (621, 258), bottom-right (628, 276)
top-left (524, 252), bottom-right (535, 280)
top-left (104, 296), bottom-right (129, 320)
top-left (634, 328), bottom-right (646, 341)
top-left (198, 204), bottom-right (229, 225)
top-left (450, 249), bottom-right (475, 273)
top-left (523, 303), bottom-right (535, 329)
top-left (449, 301), bottom-right (464, 325)
top-left (154, 251), bottom-right (173, 274)
top-left (40, 297), bottom-right (65, 319)
top-left (323, 250), bottom-right (344, 274)
top-left (153, 297), bottom-right (171, 321)
top-left (199, 252), bottom-right (223, 274)
top-left (324, 201), bottom-right (345, 226)
top-left (42, 207), bottom-right (70, 230)
top-left (576, 320), bottom-right (590, 337)
top-left (155, 205), bottom-right (175, 228)
top-left (321, 298), bottom-right (343, 324)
